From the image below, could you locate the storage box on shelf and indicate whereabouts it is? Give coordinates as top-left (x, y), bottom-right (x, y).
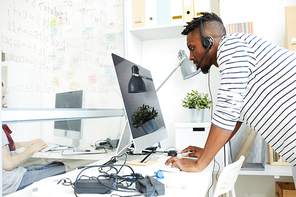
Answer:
top-left (275, 182), bottom-right (296, 197)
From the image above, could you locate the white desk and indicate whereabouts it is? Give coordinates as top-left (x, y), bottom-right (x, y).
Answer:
top-left (17, 146), bottom-right (109, 161)
top-left (5, 154), bottom-right (214, 197)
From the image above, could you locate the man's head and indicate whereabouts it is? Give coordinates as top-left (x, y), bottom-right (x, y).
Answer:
top-left (182, 12), bottom-right (226, 74)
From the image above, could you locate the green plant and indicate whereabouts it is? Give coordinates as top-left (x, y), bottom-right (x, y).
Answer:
top-left (182, 90), bottom-right (212, 110)
top-left (131, 104), bottom-right (158, 129)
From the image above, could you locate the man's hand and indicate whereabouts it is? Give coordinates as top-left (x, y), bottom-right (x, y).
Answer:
top-left (27, 139), bottom-right (47, 153)
top-left (180, 145), bottom-right (204, 158)
top-left (164, 157), bottom-right (204, 172)
top-left (15, 138), bottom-right (48, 150)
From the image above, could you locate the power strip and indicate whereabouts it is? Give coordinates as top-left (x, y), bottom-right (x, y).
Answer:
top-left (74, 178), bottom-right (114, 194)
top-left (136, 176), bottom-right (165, 196)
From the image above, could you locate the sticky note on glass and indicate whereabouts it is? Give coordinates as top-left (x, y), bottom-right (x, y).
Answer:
top-left (52, 77), bottom-right (60, 85)
top-left (51, 18), bottom-right (57, 26)
top-left (107, 33), bottom-right (116, 41)
top-left (109, 74), bottom-right (116, 83)
top-left (104, 68), bottom-right (112, 77)
top-left (50, 29), bottom-right (57, 36)
top-left (66, 70), bottom-right (75, 78)
top-left (57, 57), bottom-right (65, 65)
top-left (69, 81), bottom-right (78, 90)
top-left (89, 74), bottom-right (96, 83)
top-left (85, 27), bottom-right (93, 34)
top-left (71, 56), bottom-right (80, 68)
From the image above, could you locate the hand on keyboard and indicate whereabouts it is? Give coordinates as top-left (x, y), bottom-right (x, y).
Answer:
top-left (40, 144), bottom-right (59, 152)
top-left (159, 163), bottom-right (181, 173)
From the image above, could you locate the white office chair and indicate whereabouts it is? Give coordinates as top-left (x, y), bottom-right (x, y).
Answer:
top-left (213, 155), bottom-right (245, 197)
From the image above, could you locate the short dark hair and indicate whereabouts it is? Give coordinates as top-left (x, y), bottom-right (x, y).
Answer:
top-left (181, 12), bottom-right (226, 38)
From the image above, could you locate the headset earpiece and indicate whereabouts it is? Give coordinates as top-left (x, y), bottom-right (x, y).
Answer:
top-left (200, 20), bottom-right (213, 49)
top-left (202, 37), bottom-right (213, 49)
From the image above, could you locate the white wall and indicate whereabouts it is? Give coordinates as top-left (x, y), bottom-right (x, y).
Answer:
top-left (141, 38), bottom-right (219, 149)
top-left (220, 0), bottom-right (296, 47)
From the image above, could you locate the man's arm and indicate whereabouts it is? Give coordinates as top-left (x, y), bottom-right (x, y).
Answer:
top-left (195, 124), bottom-right (234, 170)
top-left (15, 138), bottom-right (45, 150)
top-left (165, 121), bottom-right (242, 172)
top-left (2, 140), bottom-right (47, 171)
top-left (180, 121), bottom-right (243, 159)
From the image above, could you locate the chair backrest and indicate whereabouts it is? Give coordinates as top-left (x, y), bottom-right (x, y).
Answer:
top-left (213, 155), bottom-right (245, 197)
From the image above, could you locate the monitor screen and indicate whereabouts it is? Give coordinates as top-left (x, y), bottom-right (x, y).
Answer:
top-left (112, 53), bottom-right (168, 153)
top-left (54, 90), bottom-right (84, 147)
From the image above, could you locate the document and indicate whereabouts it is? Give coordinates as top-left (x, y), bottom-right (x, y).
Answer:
top-left (132, 0), bottom-right (145, 28)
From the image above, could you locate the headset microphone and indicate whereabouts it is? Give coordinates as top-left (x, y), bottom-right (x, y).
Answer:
top-left (197, 19), bottom-right (213, 71)
top-left (196, 44), bottom-right (211, 71)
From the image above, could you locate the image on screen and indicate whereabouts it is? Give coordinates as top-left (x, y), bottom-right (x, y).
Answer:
top-left (112, 53), bottom-right (168, 152)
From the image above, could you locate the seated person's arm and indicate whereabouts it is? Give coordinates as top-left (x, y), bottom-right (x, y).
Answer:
top-left (2, 140), bottom-right (47, 171)
top-left (15, 138), bottom-right (45, 149)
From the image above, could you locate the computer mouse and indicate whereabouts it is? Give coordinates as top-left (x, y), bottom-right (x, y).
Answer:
top-left (168, 150), bottom-right (178, 157)
top-left (95, 146), bottom-right (105, 150)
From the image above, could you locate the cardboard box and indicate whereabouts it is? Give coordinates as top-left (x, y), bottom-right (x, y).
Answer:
top-left (275, 182), bottom-right (296, 197)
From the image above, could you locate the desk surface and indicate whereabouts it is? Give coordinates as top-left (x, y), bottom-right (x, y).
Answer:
top-left (17, 147), bottom-right (110, 161)
top-left (6, 154), bottom-right (214, 197)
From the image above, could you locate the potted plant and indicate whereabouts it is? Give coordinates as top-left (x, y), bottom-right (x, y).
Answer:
top-left (131, 104), bottom-right (158, 134)
top-left (181, 90), bottom-right (212, 122)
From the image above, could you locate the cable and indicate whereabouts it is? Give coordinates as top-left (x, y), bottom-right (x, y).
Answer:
top-left (60, 152), bottom-right (157, 197)
top-left (207, 157), bottom-right (216, 197)
top-left (207, 55), bottom-right (222, 196)
top-left (208, 62), bottom-right (213, 118)
top-left (73, 164), bottom-right (139, 197)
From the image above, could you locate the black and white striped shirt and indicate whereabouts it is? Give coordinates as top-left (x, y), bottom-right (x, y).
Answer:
top-left (213, 33), bottom-right (296, 166)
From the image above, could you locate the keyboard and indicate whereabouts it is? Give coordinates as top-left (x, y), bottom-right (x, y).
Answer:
top-left (40, 144), bottom-right (60, 152)
top-left (62, 149), bottom-right (107, 155)
top-left (159, 163), bottom-right (181, 173)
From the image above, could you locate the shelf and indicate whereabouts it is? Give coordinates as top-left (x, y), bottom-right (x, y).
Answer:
top-left (2, 108), bottom-right (125, 124)
top-left (130, 24), bottom-right (186, 41)
top-left (239, 164), bottom-right (292, 177)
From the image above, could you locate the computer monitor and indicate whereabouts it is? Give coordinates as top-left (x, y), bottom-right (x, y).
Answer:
top-left (54, 90), bottom-right (84, 147)
top-left (112, 53), bottom-right (168, 154)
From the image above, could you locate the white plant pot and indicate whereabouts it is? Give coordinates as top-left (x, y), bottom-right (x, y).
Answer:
top-left (189, 108), bottom-right (205, 123)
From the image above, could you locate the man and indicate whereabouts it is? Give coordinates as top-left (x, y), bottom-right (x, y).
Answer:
top-left (165, 12), bottom-right (296, 185)
top-left (2, 83), bottom-right (66, 195)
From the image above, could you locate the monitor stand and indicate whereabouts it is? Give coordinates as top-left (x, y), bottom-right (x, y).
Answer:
top-left (70, 139), bottom-right (80, 148)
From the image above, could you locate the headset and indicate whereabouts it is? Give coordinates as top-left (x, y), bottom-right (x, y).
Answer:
top-left (196, 20), bottom-right (213, 71)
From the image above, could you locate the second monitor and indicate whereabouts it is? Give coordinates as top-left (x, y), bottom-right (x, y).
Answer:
top-left (54, 90), bottom-right (84, 148)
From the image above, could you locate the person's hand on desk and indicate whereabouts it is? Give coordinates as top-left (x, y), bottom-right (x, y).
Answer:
top-left (165, 157), bottom-right (206, 172)
top-left (26, 139), bottom-right (48, 153)
top-left (15, 138), bottom-right (48, 151)
top-left (165, 145), bottom-right (205, 172)
top-left (180, 145), bottom-right (203, 158)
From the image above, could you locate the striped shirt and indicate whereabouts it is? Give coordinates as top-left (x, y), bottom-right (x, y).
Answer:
top-left (213, 33), bottom-right (296, 166)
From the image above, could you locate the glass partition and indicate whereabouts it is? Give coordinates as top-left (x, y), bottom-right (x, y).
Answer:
top-left (1, 0), bottom-right (124, 109)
